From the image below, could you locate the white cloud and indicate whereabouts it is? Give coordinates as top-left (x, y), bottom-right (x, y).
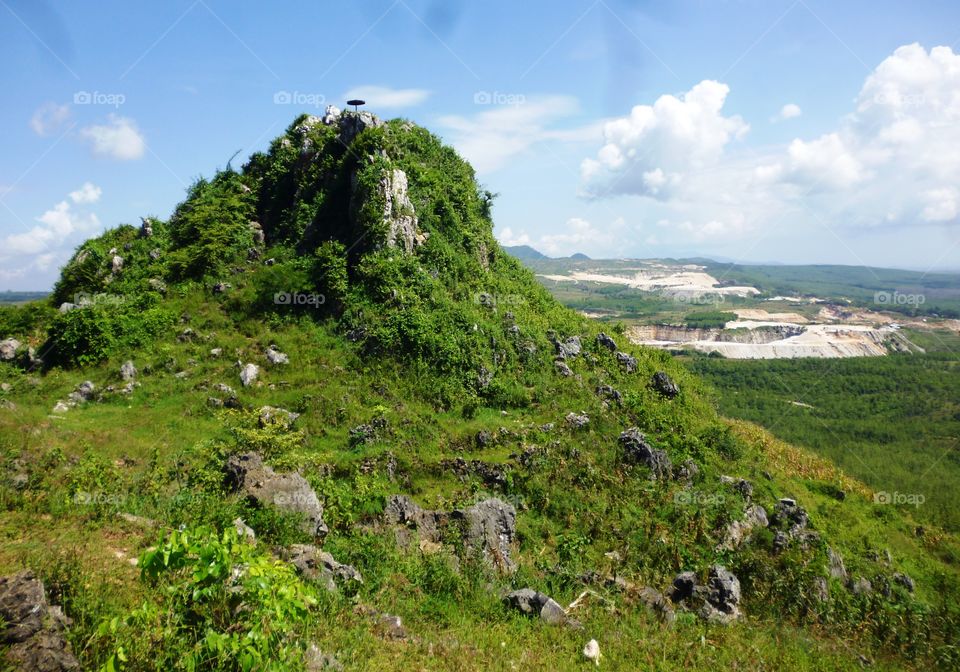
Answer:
top-left (30, 102), bottom-right (71, 136)
top-left (497, 216), bottom-right (621, 257)
top-left (577, 43), bottom-right (960, 249)
top-left (777, 103), bottom-right (802, 120)
top-left (580, 80), bottom-right (749, 199)
top-left (69, 182), bottom-right (102, 204)
top-left (498, 227), bottom-right (532, 247)
top-left (438, 95), bottom-right (599, 173)
top-left (80, 115), bottom-right (145, 160)
top-left (342, 85), bottom-right (430, 109)
top-left (0, 185), bottom-right (101, 261)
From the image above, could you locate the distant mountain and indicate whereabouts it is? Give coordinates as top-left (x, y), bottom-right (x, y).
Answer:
top-left (569, 252), bottom-right (590, 260)
top-left (502, 244), bottom-right (547, 260)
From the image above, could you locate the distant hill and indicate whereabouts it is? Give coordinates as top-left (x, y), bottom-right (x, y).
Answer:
top-left (502, 244), bottom-right (547, 260)
top-left (569, 252), bottom-right (590, 260)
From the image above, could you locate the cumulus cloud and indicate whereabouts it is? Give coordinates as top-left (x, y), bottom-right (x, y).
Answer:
top-left (497, 216), bottom-right (622, 257)
top-left (776, 103), bottom-right (802, 121)
top-left (80, 115), bottom-right (145, 160)
top-left (30, 102), bottom-right (71, 136)
top-left (580, 80), bottom-right (749, 199)
top-left (578, 43), bottom-right (960, 247)
top-left (342, 85), bottom-right (430, 109)
top-left (0, 185), bottom-right (101, 261)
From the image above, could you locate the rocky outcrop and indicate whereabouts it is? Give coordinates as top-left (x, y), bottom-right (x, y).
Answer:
top-left (383, 495), bottom-right (517, 573)
top-left (717, 504), bottom-right (768, 551)
top-left (283, 544), bottom-right (362, 592)
top-left (553, 335), bottom-right (582, 360)
top-left (265, 345), bottom-right (289, 365)
top-left (615, 351), bottom-right (637, 373)
top-left (339, 111), bottom-right (383, 145)
top-left (699, 566), bottom-right (742, 624)
top-left (503, 589), bottom-right (568, 626)
top-left (651, 371), bottom-right (679, 398)
top-left (0, 570), bottom-right (79, 671)
top-left (565, 412), bottom-right (590, 429)
top-left (239, 363), bottom-right (259, 387)
top-left (224, 452), bottom-right (327, 538)
top-left (120, 360), bottom-right (137, 382)
top-left (0, 339), bottom-right (21, 361)
top-left (351, 165), bottom-right (422, 253)
top-left (619, 428), bottom-right (671, 480)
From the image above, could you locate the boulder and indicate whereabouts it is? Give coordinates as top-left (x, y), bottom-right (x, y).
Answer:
top-left (457, 498), bottom-right (517, 573)
top-left (615, 351), bottom-right (637, 373)
top-left (120, 360), bottom-right (137, 382)
top-left (699, 565), bottom-right (742, 623)
top-left (595, 384), bottom-right (623, 406)
top-left (265, 345), bottom-right (289, 365)
top-left (554, 336), bottom-right (582, 360)
top-left (283, 544), bottom-right (362, 592)
top-left (233, 517), bottom-right (256, 543)
top-left (827, 547), bottom-right (848, 581)
top-left (224, 452), bottom-right (327, 538)
top-left (638, 586), bottom-right (676, 623)
top-left (139, 217), bottom-right (153, 238)
top-left (213, 282), bottom-right (231, 294)
top-left (565, 412), bottom-right (590, 429)
top-left (893, 572), bottom-right (915, 593)
top-left (772, 498), bottom-right (809, 539)
top-left (504, 588), bottom-right (568, 626)
top-left (618, 428), bottom-right (672, 480)
top-left (717, 504), bottom-right (768, 551)
top-left (68, 381), bottom-right (96, 404)
top-left (0, 339), bottom-right (21, 361)
top-left (651, 371), bottom-right (679, 398)
top-left (383, 495), bottom-right (444, 543)
top-left (668, 571), bottom-right (698, 603)
top-left (148, 278), bottom-right (167, 293)
top-left (239, 363), bottom-right (259, 387)
top-left (583, 639), bottom-right (601, 666)
top-left (304, 643), bottom-right (343, 671)
top-left (0, 570), bottom-right (79, 671)
top-left (596, 332), bottom-right (617, 351)
top-left (849, 577), bottom-right (873, 595)
top-left (554, 360), bottom-right (573, 377)
top-left (258, 406), bottom-right (300, 428)
top-left (111, 255), bottom-right (124, 273)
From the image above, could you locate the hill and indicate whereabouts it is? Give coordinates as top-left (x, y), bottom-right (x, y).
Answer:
top-left (503, 244), bottom-right (548, 260)
top-left (0, 110), bottom-right (958, 671)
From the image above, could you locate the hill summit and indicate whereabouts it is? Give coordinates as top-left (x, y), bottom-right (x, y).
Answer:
top-left (0, 110), bottom-right (957, 671)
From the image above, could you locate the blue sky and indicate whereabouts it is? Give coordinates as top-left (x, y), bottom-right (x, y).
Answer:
top-left (2, 0), bottom-right (960, 290)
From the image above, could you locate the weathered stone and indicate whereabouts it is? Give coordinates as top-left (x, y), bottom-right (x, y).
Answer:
top-left (893, 572), bottom-right (915, 593)
top-left (0, 339), bottom-right (21, 361)
top-left (615, 351), bottom-right (637, 373)
top-left (383, 495), bottom-right (443, 543)
top-left (233, 517), bottom-right (256, 543)
top-left (213, 282), bottom-right (231, 294)
top-left (668, 571), bottom-right (698, 603)
top-left (458, 498), bottom-right (517, 573)
top-left (700, 565), bottom-right (741, 623)
top-left (565, 412), bottom-right (590, 429)
top-left (596, 332), bottom-right (617, 351)
top-left (827, 547), bottom-right (848, 582)
top-left (651, 371), bottom-right (679, 398)
top-left (595, 384), bottom-right (622, 406)
top-left (638, 586), bottom-right (675, 623)
top-left (224, 452), bottom-right (327, 538)
top-left (239, 363), bottom-right (259, 387)
top-left (849, 577), bottom-right (873, 595)
top-left (619, 427), bottom-right (672, 480)
top-left (554, 336), bottom-right (582, 360)
top-left (554, 360), bottom-right (573, 377)
top-left (120, 360), bottom-right (137, 382)
top-left (304, 643), bottom-right (343, 671)
top-left (284, 544), bottom-right (362, 592)
top-left (811, 576), bottom-right (830, 602)
top-left (265, 345), bottom-right (289, 365)
top-left (717, 504), bottom-right (768, 551)
top-left (258, 406), bottom-right (300, 428)
top-left (504, 588), bottom-right (568, 626)
top-left (0, 570), bottom-right (79, 671)
top-left (339, 111), bottom-right (384, 145)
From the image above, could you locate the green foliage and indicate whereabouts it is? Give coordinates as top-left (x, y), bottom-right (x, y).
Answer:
top-left (684, 311), bottom-right (737, 328)
top-left (168, 171), bottom-right (255, 280)
top-left (100, 526), bottom-right (319, 671)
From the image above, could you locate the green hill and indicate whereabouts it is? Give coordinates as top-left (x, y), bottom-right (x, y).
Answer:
top-left (0, 111), bottom-right (957, 671)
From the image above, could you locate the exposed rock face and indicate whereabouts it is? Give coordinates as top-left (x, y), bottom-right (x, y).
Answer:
top-left (239, 363), bottom-right (259, 387)
top-left (651, 371), bottom-right (679, 398)
top-left (0, 570), bottom-right (80, 671)
top-left (615, 351), bottom-right (637, 373)
top-left (893, 572), bottom-right (915, 593)
top-left (504, 589), bottom-right (568, 626)
top-left (595, 384), bottom-right (623, 406)
top-left (717, 504), bottom-right (768, 551)
top-left (339, 111), bottom-right (383, 145)
top-left (224, 452), bottom-right (327, 538)
top-left (457, 498), bottom-right (517, 573)
top-left (0, 339), bottom-right (21, 361)
top-left (383, 495), bottom-right (518, 573)
top-left (699, 565), bottom-right (742, 624)
top-left (565, 412), bottom-right (590, 429)
top-left (139, 217), bottom-right (153, 238)
top-left (827, 547), bottom-right (848, 581)
top-left (120, 360), bottom-right (137, 382)
top-left (669, 571), bottom-right (698, 603)
top-left (596, 332), bottom-right (617, 351)
top-left (265, 345), bottom-right (289, 365)
top-left (619, 427), bottom-right (672, 480)
top-left (283, 544), bottom-right (362, 592)
top-left (554, 336), bottom-right (582, 360)
top-left (352, 166), bottom-right (421, 253)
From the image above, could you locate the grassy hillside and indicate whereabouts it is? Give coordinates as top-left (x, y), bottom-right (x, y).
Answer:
top-left (1, 112), bottom-right (958, 671)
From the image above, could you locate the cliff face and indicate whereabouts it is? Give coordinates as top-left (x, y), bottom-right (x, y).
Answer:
top-left (629, 324), bottom-right (803, 344)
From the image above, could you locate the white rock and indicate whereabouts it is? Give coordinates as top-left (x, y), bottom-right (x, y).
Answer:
top-left (240, 363), bottom-right (259, 387)
top-left (583, 639), bottom-right (601, 666)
